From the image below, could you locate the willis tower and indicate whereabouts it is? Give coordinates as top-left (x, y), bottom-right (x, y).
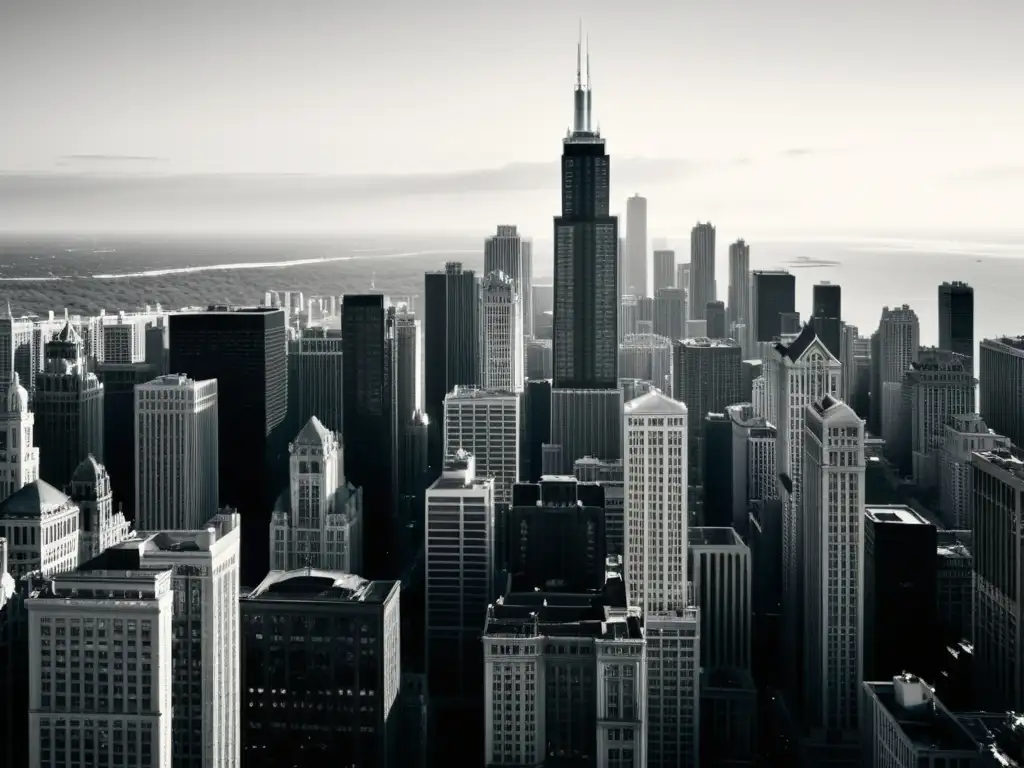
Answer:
top-left (546, 34), bottom-right (622, 472)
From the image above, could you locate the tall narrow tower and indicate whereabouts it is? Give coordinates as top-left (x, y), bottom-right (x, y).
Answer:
top-left (552, 35), bottom-right (618, 390)
top-left (0, 373), bottom-right (38, 500)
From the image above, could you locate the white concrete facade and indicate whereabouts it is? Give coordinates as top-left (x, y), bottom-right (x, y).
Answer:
top-left (0, 372), bottom-right (39, 500)
top-left (443, 386), bottom-right (519, 507)
top-left (480, 271), bottom-right (525, 393)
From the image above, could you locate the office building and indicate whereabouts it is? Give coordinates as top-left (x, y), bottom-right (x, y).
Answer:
top-left (424, 452), bottom-right (495, 706)
top-left (802, 394), bottom-right (865, 750)
top-left (485, 225), bottom-right (533, 336)
top-left (646, 607), bottom-right (701, 768)
top-left (689, 527), bottom-right (752, 672)
top-left (269, 416), bottom-right (362, 573)
top-left (677, 262), bottom-right (690, 299)
top-left (424, 262), bottom-right (479, 471)
top-left (618, 333), bottom-right (673, 395)
top-left (342, 295), bottom-right (398, 578)
top-left (504, 477), bottom-right (606, 590)
top-left (480, 270), bottom-right (525, 393)
top-left (672, 337), bottom-right (742, 480)
top-left (135, 375), bottom-right (219, 532)
top-left (547, 387), bottom-right (623, 473)
top-left (0, 532), bottom-right (30, 768)
top-left (750, 270), bottom-right (796, 345)
top-left (0, 309), bottom-right (37, 390)
top-left (740, 359), bottom-right (761, 403)
top-left (935, 530), bottom-right (973, 646)
top-left (653, 249), bottom-right (675, 294)
top-left (623, 390), bottom-right (689, 615)
top-left (705, 300), bottom-right (727, 338)
top-left (899, 349), bottom-right (975, 487)
top-left (653, 287), bottom-right (686, 342)
top-left (727, 239), bottom-right (751, 333)
top-left (689, 222), bottom-right (716, 320)
top-left (482, 573), bottom-right (647, 767)
top-left (573, 457), bottom-right (624, 557)
top-left (101, 315), bottom-right (147, 364)
top-left (972, 448), bottom-right (1024, 711)
top-left (625, 194), bottom-right (648, 297)
top-left (287, 326), bottom-right (344, 436)
top-left (619, 295), bottom-right (639, 341)
top-left (810, 282), bottom-right (842, 359)
top-left (877, 305), bottom-right (921, 443)
top-left (980, 336), bottom-right (1024, 448)
top-left (864, 506), bottom-right (938, 682)
top-left (938, 414), bottom-right (1008, 529)
top-left (522, 380), bottom-right (552, 483)
top-left (553, 67), bottom-right (618, 391)
top-left (443, 386), bottom-right (519, 508)
top-left (938, 281), bottom-right (974, 370)
top-left (69, 456), bottom-right (130, 564)
top-left (241, 568), bottom-right (400, 768)
top-left (0, 373), bottom-right (38, 500)
top-left (27, 567), bottom-right (175, 768)
top-left (34, 322), bottom-right (105, 489)
top-left (700, 667), bottom-right (758, 768)
top-left (861, 674), bottom-right (980, 768)
top-left (0, 480), bottom-right (80, 580)
top-left (532, 284), bottom-right (554, 340)
top-left (524, 337), bottom-right (552, 380)
top-left (168, 306), bottom-right (288, 584)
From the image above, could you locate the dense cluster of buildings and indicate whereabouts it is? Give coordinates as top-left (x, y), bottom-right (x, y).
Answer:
top-left (0, 40), bottom-right (1023, 768)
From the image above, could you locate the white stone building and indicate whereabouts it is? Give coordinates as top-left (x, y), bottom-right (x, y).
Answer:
top-left (479, 270), bottom-right (524, 393)
top-left (0, 480), bottom-right (79, 580)
top-left (443, 386), bottom-right (519, 508)
top-left (69, 456), bottom-right (131, 564)
top-left (937, 413), bottom-right (1008, 529)
top-left (0, 372), bottom-right (39, 500)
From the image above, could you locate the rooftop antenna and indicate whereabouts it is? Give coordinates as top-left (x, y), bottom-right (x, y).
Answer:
top-left (572, 20), bottom-right (586, 133)
top-left (585, 34), bottom-right (592, 131)
top-left (576, 19), bottom-right (582, 89)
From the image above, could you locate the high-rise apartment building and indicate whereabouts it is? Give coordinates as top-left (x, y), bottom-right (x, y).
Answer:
top-left (27, 567), bottom-right (175, 768)
top-left (480, 271), bottom-right (524, 393)
top-left (485, 224), bottom-right (533, 339)
top-left (168, 306), bottom-right (288, 584)
top-left (0, 373), bottom-right (38, 500)
top-left (802, 394), bottom-right (865, 747)
top-left (424, 262), bottom-right (479, 471)
top-left (938, 281), bottom-right (974, 368)
top-left (971, 447), bottom-right (1024, 711)
top-left (653, 249), bottom-right (676, 294)
top-left (0, 481), bottom-right (80, 580)
top-left (341, 295), bottom-right (398, 577)
top-left (241, 568), bottom-right (400, 768)
top-left (937, 413), bottom-right (1008, 529)
top-left (269, 416), bottom-right (362, 573)
top-left (553, 66), bottom-right (618, 391)
top-left (623, 390), bottom-right (689, 615)
top-left (443, 386), bottom-right (519, 509)
top-left (979, 336), bottom-right (1024, 448)
top-left (727, 239), bottom-right (750, 333)
top-left (625, 194), bottom-right (648, 297)
top-left (69, 456), bottom-right (130, 564)
top-left (750, 270), bottom-right (796, 346)
top-left (287, 326), bottom-right (344, 435)
top-left (34, 322), bottom-right (104, 489)
top-left (877, 305), bottom-right (920, 443)
top-left (689, 222), bottom-right (716, 321)
top-left (135, 375), bottom-right (219, 532)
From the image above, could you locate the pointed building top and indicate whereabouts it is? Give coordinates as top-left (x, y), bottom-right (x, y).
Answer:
top-left (624, 389), bottom-right (688, 417)
top-left (294, 416), bottom-right (334, 447)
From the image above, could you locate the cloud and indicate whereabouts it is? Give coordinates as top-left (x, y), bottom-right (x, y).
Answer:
top-left (781, 148), bottom-right (814, 157)
top-left (57, 154), bottom-right (169, 163)
top-left (945, 165), bottom-right (1024, 183)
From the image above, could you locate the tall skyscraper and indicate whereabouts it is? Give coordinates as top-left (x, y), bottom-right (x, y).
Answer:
top-left (750, 270), bottom-right (796, 346)
top-left (937, 414), bottom-right (1008, 530)
top-left (424, 262), bottom-right (479, 471)
top-left (618, 333), bottom-right (673, 395)
top-left (521, 239), bottom-right (534, 338)
top-left (443, 386), bottom-right (520, 509)
top-left (34, 322), bottom-right (104, 489)
top-left (802, 394), bottom-right (865, 749)
top-left (553, 48), bottom-right (618, 390)
top-left (395, 304), bottom-right (421, 427)
top-left (938, 281), bottom-right (974, 368)
top-left (877, 305), bottom-right (921, 443)
top-left (653, 249), bottom-right (675, 294)
top-left (624, 390), bottom-right (690, 615)
top-left (810, 281), bottom-right (842, 359)
top-left (689, 222), bottom-right (716, 321)
top-left (479, 271), bottom-right (524, 392)
top-left (342, 295), bottom-right (398, 578)
top-left (653, 287), bottom-right (685, 342)
top-left (0, 308), bottom-right (37, 390)
top-left (705, 300), bottom-right (727, 338)
top-left (287, 326), bottom-right (344, 435)
top-left (979, 336), bottom-right (1024, 448)
top-left (69, 456), bottom-right (130, 564)
top-left (485, 224), bottom-right (533, 338)
top-left (727, 239), bottom-right (750, 332)
top-left (0, 373), bottom-right (38, 500)
top-left (689, 527), bottom-right (752, 672)
top-left (269, 416), bottom-right (362, 572)
top-left (135, 375), bottom-right (219, 532)
top-left (625, 194), bottom-right (648, 297)
top-left (168, 306), bottom-right (288, 584)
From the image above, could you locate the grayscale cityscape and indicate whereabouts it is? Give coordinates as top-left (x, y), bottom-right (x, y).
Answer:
top-left (1, 2), bottom-right (1023, 767)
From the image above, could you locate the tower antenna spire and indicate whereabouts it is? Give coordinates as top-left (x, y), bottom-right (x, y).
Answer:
top-left (586, 34), bottom-right (590, 90)
top-left (576, 19), bottom-right (582, 89)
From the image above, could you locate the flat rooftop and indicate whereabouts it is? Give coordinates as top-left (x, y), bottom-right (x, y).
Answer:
top-left (865, 505), bottom-right (931, 525)
top-left (484, 589), bottom-right (642, 641)
top-left (974, 448), bottom-right (1024, 483)
top-left (245, 568), bottom-right (396, 605)
top-left (679, 337), bottom-right (740, 349)
top-left (867, 679), bottom-right (978, 754)
top-left (689, 527), bottom-right (744, 547)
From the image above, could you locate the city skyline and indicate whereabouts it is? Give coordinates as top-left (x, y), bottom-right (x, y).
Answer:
top-left (1, 2), bottom-right (1023, 234)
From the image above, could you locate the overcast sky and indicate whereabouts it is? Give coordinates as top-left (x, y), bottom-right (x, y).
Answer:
top-left (1, 0), bottom-right (1022, 235)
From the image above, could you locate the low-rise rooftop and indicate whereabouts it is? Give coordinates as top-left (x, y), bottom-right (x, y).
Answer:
top-left (246, 567), bottom-right (396, 604)
top-left (866, 505), bottom-right (931, 526)
top-left (866, 674), bottom-right (979, 755)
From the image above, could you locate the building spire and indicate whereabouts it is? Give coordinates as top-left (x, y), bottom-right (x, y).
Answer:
top-left (572, 21), bottom-right (586, 133)
top-left (585, 34), bottom-right (592, 132)
top-left (576, 19), bottom-right (582, 90)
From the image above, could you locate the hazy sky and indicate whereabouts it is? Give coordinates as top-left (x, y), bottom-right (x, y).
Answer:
top-left (2, 0), bottom-right (1023, 235)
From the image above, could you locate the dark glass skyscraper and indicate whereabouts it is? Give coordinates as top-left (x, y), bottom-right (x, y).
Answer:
top-left (750, 270), bottom-right (796, 344)
top-left (810, 282), bottom-right (842, 358)
top-left (939, 281), bottom-right (974, 364)
top-left (168, 306), bottom-right (288, 584)
top-left (342, 295), bottom-right (398, 578)
top-left (423, 262), bottom-right (478, 472)
top-left (552, 44), bottom-right (618, 389)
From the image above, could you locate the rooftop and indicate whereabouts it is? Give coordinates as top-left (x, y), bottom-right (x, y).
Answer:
top-left (293, 416), bottom-right (334, 447)
top-left (689, 527), bottom-right (745, 548)
top-left (246, 567), bottom-right (396, 604)
top-left (624, 390), bottom-right (687, 416)
top-left (0, 480), bottom-right (74, 520)
top-left (678, 337), bottom-right (741, 349)
top-left (866, 505), bottom-right (931, 526)
top-left (867, 675), bottom-right (978, 754)
top-left (71, 455), bottom-right (105, 484)
top-left (484, 587), bottom-right (642, 641)
top-left (974, 448), bottom-right (1024, 483)
top-left (446, 385), bottom-right (519, 400)
top-left (983, 337), bottom-right (1024, 354)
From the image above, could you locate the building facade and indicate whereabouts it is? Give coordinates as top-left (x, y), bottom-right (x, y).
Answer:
top-left (0, 373), bottom-right (39, 500)
top-left (480, 271), bottom-right (525, 393)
